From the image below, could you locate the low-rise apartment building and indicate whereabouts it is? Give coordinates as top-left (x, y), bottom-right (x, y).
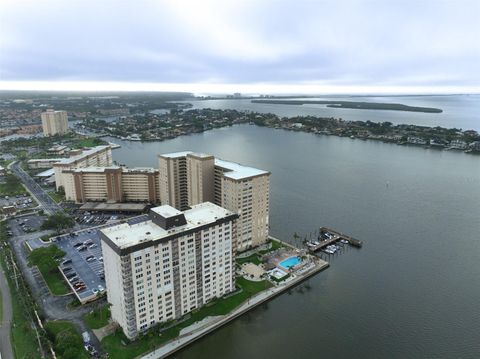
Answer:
top-left (53, 145), bottom-right (112, 191)
top-left (100, 202), bottom-right (238, 339)
top-left (63, 166), bottom-right (159, 203)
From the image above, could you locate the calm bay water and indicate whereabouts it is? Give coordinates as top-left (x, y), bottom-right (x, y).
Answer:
top-left (184, 94), bottom-right (480, 130)
top-left (108, 125), bottom-right (480, 359)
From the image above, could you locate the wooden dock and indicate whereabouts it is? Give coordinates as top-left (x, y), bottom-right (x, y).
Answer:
top-left (306, 236), bottom-right (340, 252)
top-left (307, 227), bottom-right (363, 253)
top-left (321, 227), bottom-right (363, 248)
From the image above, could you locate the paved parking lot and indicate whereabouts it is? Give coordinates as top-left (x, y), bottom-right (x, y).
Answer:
top-left (8, 213), bottom-right (45, 235)
top-left (51, 214), bottom-right (149, 302)
top-left (54, 229), bottom-right (107, 302)
top-left (0, 194), bottom-right (37, 211)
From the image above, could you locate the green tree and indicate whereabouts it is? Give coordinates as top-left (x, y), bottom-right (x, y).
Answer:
top-left (41, 213), bottom-right (75, 233)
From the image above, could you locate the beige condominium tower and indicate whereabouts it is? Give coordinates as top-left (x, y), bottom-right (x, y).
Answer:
top-left (41, 109), bottom-right (69, 136)
top-left (100, 202), bottom-right (238, 339)
top-left (158, 151), bottom-right (270, 251)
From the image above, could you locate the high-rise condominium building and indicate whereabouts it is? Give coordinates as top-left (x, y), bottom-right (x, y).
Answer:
top-left (100, 202), bottom-right (238, 339)
top-left (158, 152), bottom-right (270, 251)
top-left (41, 109), bottom-right (69, 136)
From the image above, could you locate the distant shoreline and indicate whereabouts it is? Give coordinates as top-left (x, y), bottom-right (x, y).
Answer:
top-left (251, 99), bottom-right (443, 113)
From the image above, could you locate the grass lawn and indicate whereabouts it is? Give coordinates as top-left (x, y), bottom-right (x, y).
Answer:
top-left (28, 246), bottom-right (70, 295)
top-left (0, 159), bottom-right (12, 167)
top-left (236, 253), bottom-right (262, 265)
top-left (259, 239), bottom-right (284, 255)
top-left (101, 277), bottom-right (272, 359)
top-left (47, 190), bottom-right (65, 203)
top-left (44, 321), bottom-right (89, 359)
top-left (84, 306), bottom-right (111, 329)
top-left (0, 175), bottom-right (27, 197)
top-left (73, 137), bottom-right (107, 148)
top-left (40, 234), bottom-right (52, 243)
top-left (0, 254), bottom-right (41, 359)
top-left (36, 263), bottom-right (70, 295)
top-left (0, 288), bottom-right (3, 322)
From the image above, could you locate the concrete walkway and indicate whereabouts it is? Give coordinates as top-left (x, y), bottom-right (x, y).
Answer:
top-left (0, 263), bottom-right (14, 359)
top-left (141, 259), bottom-right (328, 359)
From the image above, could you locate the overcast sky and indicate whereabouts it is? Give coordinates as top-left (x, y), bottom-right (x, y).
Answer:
top-left (0, 0), bottom-right (479, 94)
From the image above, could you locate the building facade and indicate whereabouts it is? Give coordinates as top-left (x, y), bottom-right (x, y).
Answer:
top-left (63, 166), bottom-right (160, 203)
top-left (53, 146), bottom-right (113, 191)
top-left (100, 202), bottom-right (238, 339)
top-left (158, 152), bottom-right (270, 251)
top-left (158, 152), bottom-right (190, 210)
top-left (41, 109), bottom-right (69, 136)
top-left (27, 158), bottom-right (63, 169)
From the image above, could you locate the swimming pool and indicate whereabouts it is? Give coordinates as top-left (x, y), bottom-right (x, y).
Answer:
top-left (279, 256), bottom-right (301, 270)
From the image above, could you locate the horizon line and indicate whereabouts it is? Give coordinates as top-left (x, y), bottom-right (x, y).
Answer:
top-left (0, 81), bottom-right (479, 96)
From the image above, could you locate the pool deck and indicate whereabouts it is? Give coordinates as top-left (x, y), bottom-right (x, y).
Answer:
top-left (140, 237), bottom-right (329, 359)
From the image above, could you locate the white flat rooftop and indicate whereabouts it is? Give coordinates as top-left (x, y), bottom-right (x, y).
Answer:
top-left (151, 205), bottom-right (183, 218)
top-left (70, 166), bottom-right (120, 173)
top-left (35, 168), bottom-right (55, 177)
top-left (68, 166), bottom-right (157, 174)
top-left (159, 151), bottom-right (212, 159)
top-left (101, 202), bottom-right (235, 249)
top-left (158, 150), bottom-right (269, 180)
top-left (159, 151), bottom-right (193, 158)
top-left (55, 145), bottom-right (110, 165)
top-left (123, 167), bottom-right (158, 173)
top-left (28, 158), bottom-right (63, 163)
top-left (215, 159), bottom-right (269, 180)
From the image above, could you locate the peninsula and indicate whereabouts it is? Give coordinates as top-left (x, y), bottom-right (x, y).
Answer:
top-left (251, 99), bottom-right (443, 113)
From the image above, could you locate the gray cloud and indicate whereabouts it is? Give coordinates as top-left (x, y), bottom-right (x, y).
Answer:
top-left (0, 0), bottom-right (479, 91)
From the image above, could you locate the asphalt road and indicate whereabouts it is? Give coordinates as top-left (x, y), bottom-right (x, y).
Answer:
top-left (10, 162), bottom-right (62, 215)
top-left (0, 260), bottom-right (14, 359)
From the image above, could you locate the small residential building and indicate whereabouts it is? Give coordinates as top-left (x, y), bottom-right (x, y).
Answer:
top-left (449, 139), bottom-right (467, 150)
top-left (469, 141), bottom-right (480, 152)
top-left (1, 206), bottom-right (17, 216)
top-left (48, 145), bottom-right (69, 155)
top-left (407, 136), bottom-right (427, 145)
top-left (100, 202), bottom-right (238, 339)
